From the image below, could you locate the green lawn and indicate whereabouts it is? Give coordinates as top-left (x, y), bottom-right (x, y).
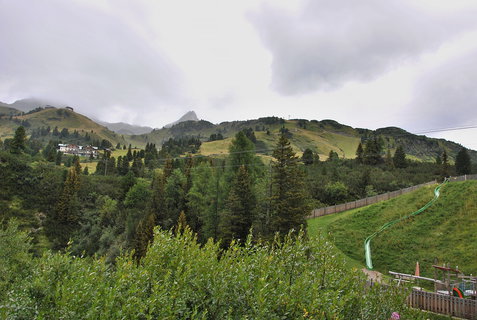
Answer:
top-left (309, 181), bottom-right (477, 280)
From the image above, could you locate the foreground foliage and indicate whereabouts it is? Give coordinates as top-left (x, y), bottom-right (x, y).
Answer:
top-left (1, 221), bottom-right (438, 319)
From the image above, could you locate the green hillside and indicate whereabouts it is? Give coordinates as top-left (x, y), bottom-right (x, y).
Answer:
top-left (316, 181), bottom-right (477, 278)
top-left (0, 104), bottom-right (21, 116)
top-left (2, 108), bottom-right (475, 163)
top-left (0, 107), bottom-right (126, 146)
top-left (127, 117), bottom-right (475, 162)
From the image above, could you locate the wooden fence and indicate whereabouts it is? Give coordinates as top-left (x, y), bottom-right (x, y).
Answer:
top-left (306, 181), bottom-right (437, 219)
top-left (306, 174), bottom-right (477, 220)
top-left (409, 289), bottom-right (477, 319)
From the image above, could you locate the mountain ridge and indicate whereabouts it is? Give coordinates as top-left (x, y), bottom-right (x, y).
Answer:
top-left (0, 107), bottom-right (475, 163)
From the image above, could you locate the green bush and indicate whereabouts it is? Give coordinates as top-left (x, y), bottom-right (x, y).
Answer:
top-left (1, 224), bottom-right (436, 319)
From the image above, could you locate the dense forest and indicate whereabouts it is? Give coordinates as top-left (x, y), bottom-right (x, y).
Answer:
top-left (0, 125), bottom-right (473, 318)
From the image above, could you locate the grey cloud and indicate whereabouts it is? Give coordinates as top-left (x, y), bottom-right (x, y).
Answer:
top-left (0, 1), bottom-right (186, 124)
top-left (410, 50), bottom-right (477, 130)
top-left (249, 0), bottom-right (476, 95)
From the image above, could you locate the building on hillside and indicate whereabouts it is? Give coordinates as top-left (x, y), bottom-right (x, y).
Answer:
top-left (57, 143), bottom-right (99, 158)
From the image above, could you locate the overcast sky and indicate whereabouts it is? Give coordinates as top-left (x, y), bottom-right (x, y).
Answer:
top-left (1, 0), bottom-right (477, 150)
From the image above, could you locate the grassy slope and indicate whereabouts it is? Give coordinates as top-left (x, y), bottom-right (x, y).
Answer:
top-left (198, 120), bottom-right (361, 160)
top-left (312, 181), bottom-right (477, 278)
top-left (2, 108), bottom-right (126, 145)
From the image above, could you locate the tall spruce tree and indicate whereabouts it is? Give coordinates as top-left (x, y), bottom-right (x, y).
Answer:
top-left (393, 145), bottom-right (407, 168)
top-left (455, 147), bottom-right (472, 175)
top-left (363, 137), bottom-right (383, 165)
top-left (355, 142), bottom-right (364, 163)
top-left (301, 148), bottom-right (314, 165)
top-left (269, 134), bottom-right (310, 236)
top-left (219, 165), bottom-right (256, 245)
top-left (48, 167), bottom-right (81, 249)
top-left (150, 171), bottom-right (166, 226)
top-left (441, 150), bottom-right (450, 179)
top-left (10, 126), bottom-right (26, 154)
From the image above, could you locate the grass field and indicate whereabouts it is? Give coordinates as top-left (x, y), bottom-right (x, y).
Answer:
top-left (310, 181), bottom-right (477, 279)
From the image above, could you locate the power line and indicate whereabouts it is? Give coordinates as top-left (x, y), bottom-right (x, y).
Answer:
top-left (411, 125), bottom-right (477, 135)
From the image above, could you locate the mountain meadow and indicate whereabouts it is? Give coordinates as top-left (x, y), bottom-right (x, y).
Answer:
top-left (1, 106), bottom-right (475, 319)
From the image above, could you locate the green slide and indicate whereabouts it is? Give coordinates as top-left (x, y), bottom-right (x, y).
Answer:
top-left (364, 178), bottom-right (448, 270)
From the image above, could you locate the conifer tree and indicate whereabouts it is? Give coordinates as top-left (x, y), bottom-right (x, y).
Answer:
top-left (163, 169), bottom-right (186, 229)
top-left (73, 156), bottom-right (82, 175)
top-left (301, 148), bottom-right (314, 165)
top-left (186, 162), bottom-right (220, 240)
top-left (126, 144), bottom-right (133, 161)
top-left (363, 137), bottom-right (383, 165)
top-left (163, 158), bottom-right (174, 180)
top-left (150, 171), bottom-right (166, 226)
top-left (55, 151), bottom-right (63, 165)
top-left (10, 126), bottom-right (26, 154)
top-left (48, 167), bottom-right (81, 249)
top-left (269, 134), bottom-right (310, 236)
top-left (131, 157), bottom-right (144, 177)
top-left (220, 165), bottom-right (256, 245)
top-left (355, 142), bottom-right (364, 163)
top-left (393, 145), bottom-right (407, 168)
top-left (385, 149), bottom-right (394, 168)
top-left (441, 150), bottom-right (450, 179)
top-left (455, 147), bottom-right (472, 175)
top-left (133, 213), bottom-right (155, 260)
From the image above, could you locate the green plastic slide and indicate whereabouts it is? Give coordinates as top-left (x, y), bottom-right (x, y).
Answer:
top-left (364, 178), bottom-right (448, 270)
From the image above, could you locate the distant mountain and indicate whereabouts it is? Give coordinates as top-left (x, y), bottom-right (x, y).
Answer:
top-left (96, 120), bottom-right (153, 135)
top-left (6, 98), bottom-right (67, 112)
top-left (164, 111), bottom-right (199, 128)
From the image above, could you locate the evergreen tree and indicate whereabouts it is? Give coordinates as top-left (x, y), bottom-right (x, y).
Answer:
top-left (327, 150), bottom-right (339, 162)
top-left (83, 166), bottom-right (89, 175)
top-left (47, 167), bottom-right (81, 249)
top-left (355, 143), bottom-right (364, 163)
top-left (120, 156), bottom-right (130, 175)
top-left (219, 165), bottom-right (256, 245)
top-left (363, 138), bottom-right (383, 165)
top-left (228, 131), bottom-right (260, 177)
top-left (131, 157), bottom-right (144, 177)
top-left (73, 156), bottom-right (82, 175)
top-left (10, 126), bottom-right (26, 154)
top-left (163, 169), bottom-right (186, 229)
top-left (441, 150), bottom-right (450, 179)
top-left (177, 211), bottom-right (188, 230)
top-left (126, 144), bottom-right (133, 161)
top-left (55, 151), bottom-right (63, 165)
top-left (301, 148), bottom-right (314, 165)
top-left (163, 158), bottom-right (174, 180)
top-left (186, 162), bottom-right (220, 240)
top-left (269, 134), bottom-right (310, 236)
top-left (150, 171), bottom-right (166, 226)
top-left (455, 147), bottom-right (472, 175)
top-left (393, 145), bottom-right (407, 168)
top-left (133, 213), bottom-right (155, 261)
top-left (385, 149), bottom-right (394, 168)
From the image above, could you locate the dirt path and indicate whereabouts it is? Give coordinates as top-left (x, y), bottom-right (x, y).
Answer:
top-left (362, 268), bottom-right (383, 283)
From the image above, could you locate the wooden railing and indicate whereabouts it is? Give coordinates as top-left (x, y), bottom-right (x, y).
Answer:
top-left (409, 289), bottom-right (477, 319)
